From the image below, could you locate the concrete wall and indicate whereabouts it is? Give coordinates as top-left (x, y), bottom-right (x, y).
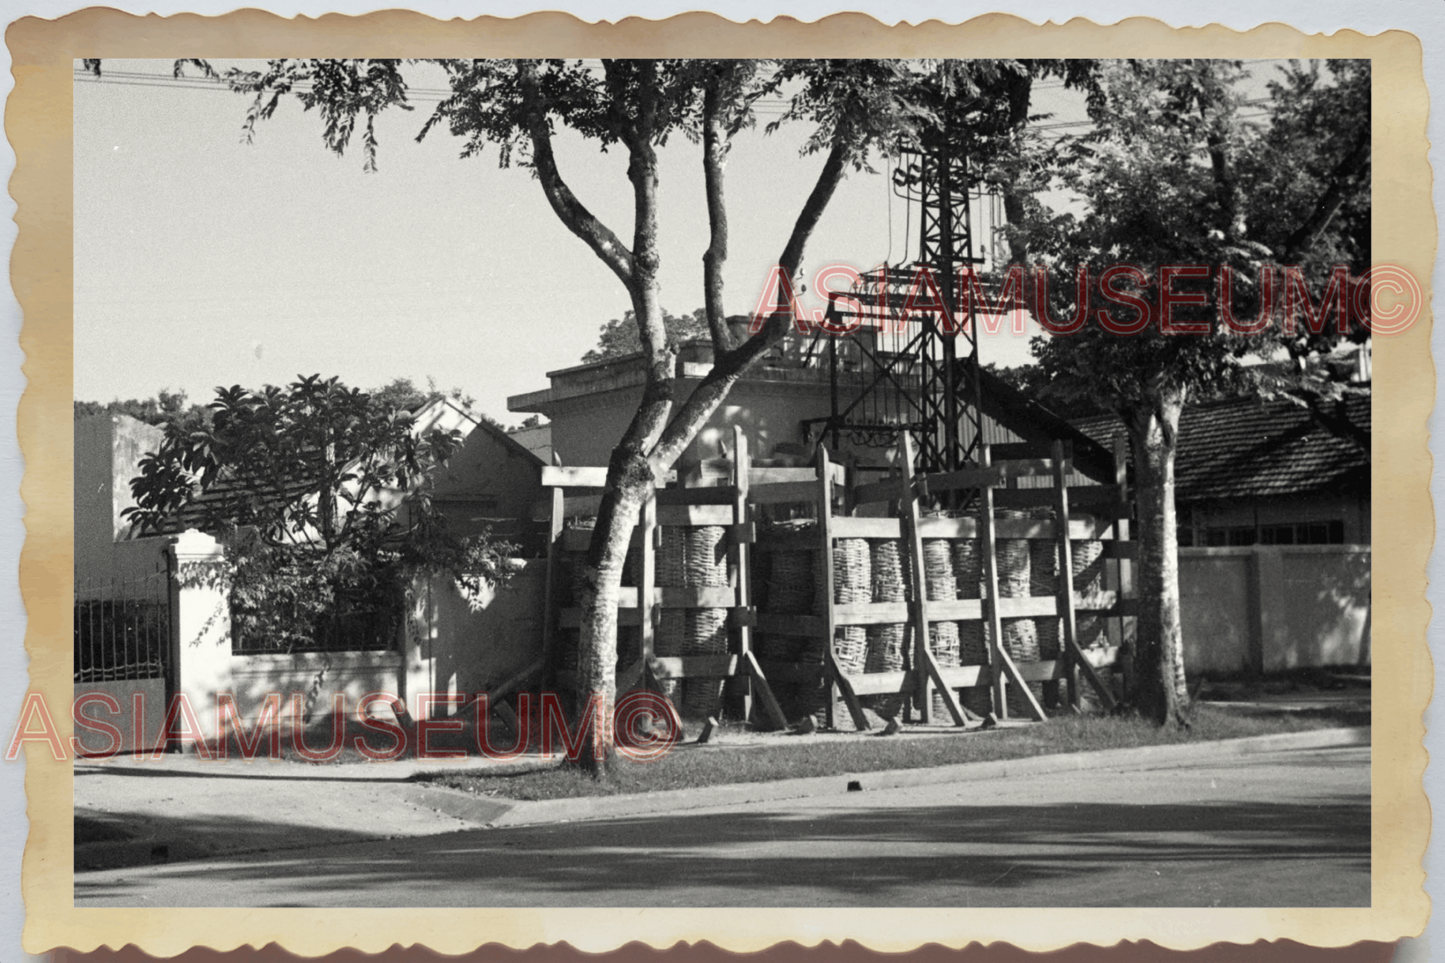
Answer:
top-left (1179, 545), bottom-right (1371, 676)
top-left (75, 414), bottom-right (167, 584)
top-left (228, 650), bottom-right (403, 724)
top-left (403, 562), bottom-right (545, 717)
top-left (73, 678), bottom-right (167, 755)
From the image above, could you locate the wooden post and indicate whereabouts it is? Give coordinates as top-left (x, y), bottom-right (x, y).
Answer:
top-left (1111, 433), bottom-right (1133, 696)
top-left (1053, 442), bottom-right (1118, 713)
top-left (978, 443), bottom-right (1009, 718)
top-left (638, 489), bottom-right (657, 690)
top-left (817, 444), bottom-right (869, 731)
top-left (540, 453), bottom-right (566, 688)
top-left (730, 425), bottom-right (753, 722)
top-left (818, 444), bottom-right (837, 730)
top-left (898, 432), bottom-right (967, 727)
top-left (900, 433), bottom-right (932, 723)
top-left (1051, 440), bottom-right (1080, 709)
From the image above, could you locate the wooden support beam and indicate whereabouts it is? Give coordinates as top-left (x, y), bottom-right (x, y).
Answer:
top-left (744, 650), bottom-right (790, 730)
top-left (1052, 439), bottom-right (1082, 710)
top-left (977, 443), bottom-right (1010, 719)
top-left (541, 465), bottom-right (565, 688)
top-left (639, 493), bottom-right (657, 676)
top-left (731, 425), bottom-right (756, 724)
top-left (897, 431), bottom-right (966, 727)
top-left (816, 444), bottom-right (869, 730)
top-left (749, 480), bottom-right (825, 506)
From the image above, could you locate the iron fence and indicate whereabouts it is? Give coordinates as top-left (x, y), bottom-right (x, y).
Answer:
top-left (74, 566), bottom-right (171, 683)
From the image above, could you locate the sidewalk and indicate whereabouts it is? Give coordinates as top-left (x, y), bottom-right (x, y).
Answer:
top-left (73, 722), bottom-right (1370, 873)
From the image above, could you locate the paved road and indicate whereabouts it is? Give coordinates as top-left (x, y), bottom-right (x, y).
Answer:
top-left (74, 746), bottom-right (1368, 908)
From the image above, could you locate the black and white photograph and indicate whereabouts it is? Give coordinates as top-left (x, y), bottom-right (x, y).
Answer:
top-left (49, 33), bottom-right (1402, 934)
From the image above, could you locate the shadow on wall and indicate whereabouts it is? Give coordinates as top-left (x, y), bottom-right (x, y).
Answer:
top-left (1280, 549), bottom-right (1371, 670)
top-left (407, 562), bottom-right (545, 713)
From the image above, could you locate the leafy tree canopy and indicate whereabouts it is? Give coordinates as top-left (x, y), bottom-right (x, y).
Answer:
top-left (581, 307), bottom-right (721, 364)
top-left (74, 389), bottom-right (211, 430)
top-left (124, 375), bottom-right (512, 653)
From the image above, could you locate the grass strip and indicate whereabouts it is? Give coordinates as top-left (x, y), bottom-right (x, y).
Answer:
top-left (418, 703), bottom-right (1368, 802)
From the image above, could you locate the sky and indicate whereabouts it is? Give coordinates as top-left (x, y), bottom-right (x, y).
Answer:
top-left (74, 59), bottom-right (1079, 423)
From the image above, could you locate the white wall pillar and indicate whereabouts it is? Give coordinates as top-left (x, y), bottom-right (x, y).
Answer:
top-left (167, 529), bottom-right (231, 741)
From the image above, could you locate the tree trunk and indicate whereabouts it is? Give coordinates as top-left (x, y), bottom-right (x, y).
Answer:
top-left (1124, 393), bottom-right (1191, 728)
top-left (573, 461), bottom-right (652, 776)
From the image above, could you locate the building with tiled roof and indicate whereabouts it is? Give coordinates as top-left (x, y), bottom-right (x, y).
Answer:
top-left (1071, 392), bottom-right (1370, 547)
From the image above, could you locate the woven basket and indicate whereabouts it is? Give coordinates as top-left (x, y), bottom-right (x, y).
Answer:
top-left (1071, 523), bottom-right (1107, 650)
top-left (686, 525), bottom-right (729, 588)
top-left (681, 607), bottom-right (728, 718)
top-left (1029, 508), bottom-right (1061, 662)
top-left (952, 539), bottom-right (982, 599)
top-left (828, 537), bottom-right (870, 674)
top-left (864, 538), bottom-right (907, 719)
top-left (653, 528), bottom-right (687, 702)
top-left (766, 550), bottom-right (814, 614)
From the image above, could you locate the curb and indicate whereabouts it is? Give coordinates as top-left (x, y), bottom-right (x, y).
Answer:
top-left (481, 725), bottom-right (1370, 829)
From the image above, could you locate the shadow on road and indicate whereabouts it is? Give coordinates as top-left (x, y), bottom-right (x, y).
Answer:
top-left (75, 794), bottom-right (1369, 907)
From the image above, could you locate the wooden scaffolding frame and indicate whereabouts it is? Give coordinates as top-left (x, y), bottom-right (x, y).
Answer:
top-left (542, 427), bottom-right (1136, 731)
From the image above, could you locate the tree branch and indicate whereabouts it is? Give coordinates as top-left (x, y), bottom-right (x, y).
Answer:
top-left (701, 66), bottom-right (733, 351)
top-left (648, 127), bottom-right (853, 469)
top-left (1281, 125), bottom-right (1370, 264)
top-left (516, 61), bottom-right (635, 287)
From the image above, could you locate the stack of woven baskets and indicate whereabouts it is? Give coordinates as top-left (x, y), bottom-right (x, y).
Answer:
top-left (655, 525), bottom-right (730, 720)
top-left (922, 536), bottom-right (961, 719)
top-left (952, 537), bottom-right (993, 717)
top-left (864, 538), bottom-right (908, 719)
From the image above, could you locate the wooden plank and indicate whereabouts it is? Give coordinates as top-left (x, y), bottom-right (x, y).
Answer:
top-left (541, 465), bottom-right (676, 489)
top-left (657, 586), bottom-right (737, 609)
top-left (748, 479), bottom-right (824, 505)
top-left (927, 599), bottom-right (986, 621)
top-left (829, 516), bottom-right (904, 539)
top-left (915, 516), bottom-right (979, 539)
top-left (994, 596), bottom-right (1065, 619)
top-left (992, 516), bottom-right (1118, 540)
top-left (756, 612), bottom-right (826, 636)
top-left (756, 660), bottom-right (827, 683)
top-left (852, 475), bottom-right (907, 506)
top-left (656, 503), bottom-right (735, 527)
top-left (847, 669), bottom-right (912, 697)
top-left (834, 601), bottom-right (912, 626)
top-left (655, 486), bottom-right (737, 506)
top-left (649, 654), bottom-right (735, 680)
top-left (918, 465), bottom-right (1007, 494)
top-left (541, 465), bottom-right (609, 488)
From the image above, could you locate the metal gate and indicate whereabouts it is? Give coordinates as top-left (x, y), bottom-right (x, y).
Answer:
top-left (73, 563), bottom-right (173, 755)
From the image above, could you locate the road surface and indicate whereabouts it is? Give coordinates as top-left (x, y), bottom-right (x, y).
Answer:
top-left (74, 745), bottom-right (1369, 908)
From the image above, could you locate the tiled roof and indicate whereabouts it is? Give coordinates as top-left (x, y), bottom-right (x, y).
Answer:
top-left (1071, 392), bottom-right (1370, 503)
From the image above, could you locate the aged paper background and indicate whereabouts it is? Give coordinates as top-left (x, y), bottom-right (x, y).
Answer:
top-left (7, 9), bottom-right (1433, 957)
